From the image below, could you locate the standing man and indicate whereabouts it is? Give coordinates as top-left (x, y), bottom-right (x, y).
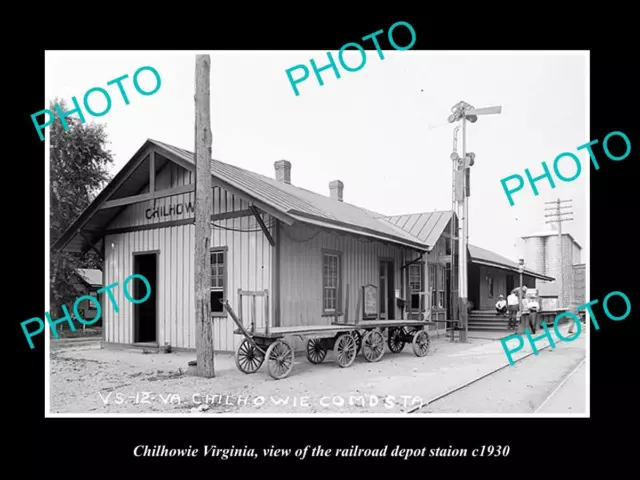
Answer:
top-left (525, 290), bottom-right (540, 334)
top-left (507, 291), bottom-right (519, 330)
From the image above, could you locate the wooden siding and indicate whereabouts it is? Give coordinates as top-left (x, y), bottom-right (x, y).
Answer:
top-left (477, 265), bottom-right (508, 310)
top-left (426, 227), bottom-right (452, 330)
top-left (474, 266), bottom-right (536, 310)
top-left (426, 231), bottom-right (450, 265)
top-left (109, 162), bottom-right (195, 228)
top-left (104, 226), bottom-right (194, 347)
top-left (278, 223), bottom-right (423, 347)
top-left (103, 161), bottom-right (273, 352)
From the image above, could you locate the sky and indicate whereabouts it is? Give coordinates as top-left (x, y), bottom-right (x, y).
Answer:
top-left (46, 51), bottom-right (588, 264)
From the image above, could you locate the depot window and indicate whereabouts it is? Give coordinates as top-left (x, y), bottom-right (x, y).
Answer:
top-left (210, 247), bottom-right (227, 316)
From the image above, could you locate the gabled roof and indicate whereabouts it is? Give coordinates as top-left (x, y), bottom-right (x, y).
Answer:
top-left (150, 140), bottom-right (428, 250)
top-left (383, 211), bottom-right (453, 251)
top-left (383, 210), bottom-right (554, 281)
top-left (53, 139), bottom-right (428, 254)
top-left (76, 268), bottom-right (103, 288)
top-left (51, 138), bottom-right (558, 283)
top-left (468, 244), bottom-right (554, 281)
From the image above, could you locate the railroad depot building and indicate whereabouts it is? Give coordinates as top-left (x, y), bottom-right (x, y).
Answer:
top-left (53, 139), bottom-right (553, 352)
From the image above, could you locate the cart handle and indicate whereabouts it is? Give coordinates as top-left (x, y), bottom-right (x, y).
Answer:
top-left (221, 299), bottom-right (266, 355)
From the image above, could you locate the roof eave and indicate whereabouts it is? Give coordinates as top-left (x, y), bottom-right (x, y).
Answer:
top-left (53, 141), bottom-right (300, 255)
top-left (289, 213), bottom-right (429, 252)
top-left (470, 258), bottom-right (554, 281)
top-left (52, 140), bottom-right (158, 254)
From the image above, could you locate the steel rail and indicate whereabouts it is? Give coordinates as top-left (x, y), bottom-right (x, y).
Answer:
top-left (407, 342), bottom-right (556, 414)
top-left (533, 356), bottom-right (586, 413)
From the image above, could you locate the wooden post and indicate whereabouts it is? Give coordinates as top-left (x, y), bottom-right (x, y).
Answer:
top-left (265, 290), bottom-right (271, 336)
top-left (194, 54), bottom-right (215, 378)
top-left (251, 295), bottom-right (257, 333)
top-left (344, 284), bottom-right (350, 324)
top-left (264, 290), bottom-right (270, 334)
top-left (355, 288), bottom-right (362, 325)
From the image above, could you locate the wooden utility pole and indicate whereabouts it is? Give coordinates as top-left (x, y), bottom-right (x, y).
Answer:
top-left (194, 55), bottom-right (215, 377)
top-left (544, 198), bottom-right (574, 309)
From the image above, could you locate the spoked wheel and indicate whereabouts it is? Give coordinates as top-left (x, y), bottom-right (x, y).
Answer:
top-left (333, 333), bottom-right (357, 368)
top-left (306, 337), bottom-right (327, 364)
top-left (362, 329), bottom-right (385, 362)
top-left (387, 327), bottom-right (406, 353)
top-left (411, 329), bottom-right (431, 357)
top-left (235, 339), bottom-right (265, 374)
top-left (265, 339), bottom-right (295, 379)
top-left (351, 330), bottom-right (362, 355)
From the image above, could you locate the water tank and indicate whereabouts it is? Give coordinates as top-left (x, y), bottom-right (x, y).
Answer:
top-left (522, 236), bottom-right (545, 274)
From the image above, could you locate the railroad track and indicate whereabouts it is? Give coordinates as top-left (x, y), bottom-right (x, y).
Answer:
top-left (533, 357), bottom-right (586, 413)
top-left (407, 342), bottom-right (558, 414)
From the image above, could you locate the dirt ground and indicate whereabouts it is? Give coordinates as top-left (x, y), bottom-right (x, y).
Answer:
top-left (49, 325), bottom-right (584, 415)
top-left (418, 333), bottom-right (586, 414)
top-left (535, 359), bottom-right (586, 414)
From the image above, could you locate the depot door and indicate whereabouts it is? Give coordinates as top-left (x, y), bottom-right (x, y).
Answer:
top-left (133, 252), bottom-right (157, 344)
top-left (379, 260), bottom-right (395, 319)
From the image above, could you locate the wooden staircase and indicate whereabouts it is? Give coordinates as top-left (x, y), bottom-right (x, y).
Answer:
top-left (468, 310), bottom-right (510, 331)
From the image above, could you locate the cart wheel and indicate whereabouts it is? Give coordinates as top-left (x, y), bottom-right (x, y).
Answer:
top-left (362, 329), bottom-right (385, 362)
top-left (387, 327), bottom-right (406, 353)
top-left (265, 339), bottom-right (294, 380)
top-left (333, 333), bottom-right (357, 368)
top-left (351, 330), bottom-right (362, 354)
top-left (235, 339), bottom-right (265, 374)
top-left (411, 330), bottom-right (431, 357)
top-left (306, 337), bottom-right (327, 364)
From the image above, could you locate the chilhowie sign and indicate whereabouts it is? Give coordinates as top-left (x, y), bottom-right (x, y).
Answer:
top-left (145, 201), bottom-right (194, 220)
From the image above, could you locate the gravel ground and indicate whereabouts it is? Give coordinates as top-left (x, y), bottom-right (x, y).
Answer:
top-left (536, 360), bottom-right (586, 414)
top-left (49, 325), bottom-right (584, 415)
top-left (417, 333), bottom-right (586, 414)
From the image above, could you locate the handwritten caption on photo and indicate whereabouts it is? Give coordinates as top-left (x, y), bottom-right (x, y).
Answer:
top-left (500, 130), bottom-right (631, 206)
top-left (500, 290), bottom-right (631, 365)
top-left (133, 444), bottom-right (510, 460)
top-left (100, 392), bottom-right (424, 410)
top-left (31, 66), bottom-right (162, 141)
top-left (285, 21), bottom-right (416, 97)
top-left (21, 273), bottom-right (151, 349)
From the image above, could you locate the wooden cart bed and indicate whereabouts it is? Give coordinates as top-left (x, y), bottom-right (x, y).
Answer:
top-left (234, 324), bottom-right (355, 339)
top-left (331, 319), bottom-right (434, 328)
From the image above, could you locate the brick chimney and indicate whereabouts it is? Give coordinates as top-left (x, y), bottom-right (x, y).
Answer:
top-left (329, 180), bottom-right (344, 202)
top-left (274, 160), bottom-right (291, 184)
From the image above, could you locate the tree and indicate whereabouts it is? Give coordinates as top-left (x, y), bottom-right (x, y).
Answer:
top-left (50, 98), bottom-right (114, 317)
